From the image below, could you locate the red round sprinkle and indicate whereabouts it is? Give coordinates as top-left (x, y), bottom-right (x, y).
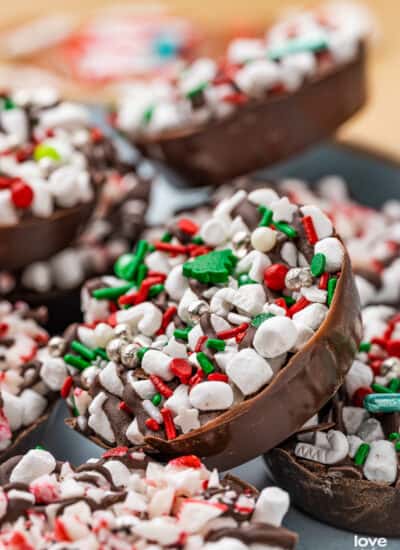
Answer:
top-left (352, 386), bottom-right (373, 408)
top-left (170, 358), bottom-right (192, 383)
top-left (264, 264), bottom-right (288, 291)
top-left (178, 218), bottom-right (199, 235)
top-left (91, 128), bottom-right (103, 142)
top-left (168, 455), bottom-right (202, 469)
top-left (102, 446), bottom-right (129, 458)
top-left (145, 418), bottom-right (161, 431)
top-left (11, 180), bottom-right (34, 209)
top-left (60, 376), bottom-right (73, 399)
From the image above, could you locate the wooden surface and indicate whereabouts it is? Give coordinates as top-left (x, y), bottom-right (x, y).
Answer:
top-left (0, 0), bottom-right (399, 157)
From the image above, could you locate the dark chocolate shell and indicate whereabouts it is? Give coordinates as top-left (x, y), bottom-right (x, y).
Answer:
top-left (137, 44), bottom-right (366, 185)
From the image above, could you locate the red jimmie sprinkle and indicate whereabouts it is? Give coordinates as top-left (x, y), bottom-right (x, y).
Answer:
top-left (194, 335), bottom-right (208, 352)
top-left (154, 242), bottom-right (187, 255)
top-left (168, 455), bottom-right (202, 469)
top-left (264, 264), bottom-right (289, 291)
top-left (150, 375), bottom-right (173, 398)
top-left (177, 218), bottom-right (199, 235)
top-left (157, 305), bottom-right (177, 335)
top-left (118, 401), bottom-right (133, 415)
top-left (288, 297), bottom-right (310, 317)
top-left (161, 407), bottom-right (176, 440)
top-left (319, 272), bottom-right (329, 290)
top-left (91, 127), bottom-right (103, 142)
top-left (189, 368), bottom-right (205, 387)
top-left (352, 386), bottom-right (373, 408)
top-left (146, 418), bottom-right (161, 431)
top-left (208, 373), bottom-right (229, 382)
top-left (0, 322), bottom-right (8, 337)
top-left (187, 244), bottom-right (212, 257)
top-left (274, 298), bottom-right (288, 312)
top-left (222, 92), bottom-right (248, 104)
top-left (386, 340), bottom-right (400, 358)
top-left (60, 376), bottom-right (73, 399)
top-left (302, 215), bottom-right (318, 245)
top-left (370, 360), bottom-right (383, 377)
top-left (8, 532), bottom-right (34, 549)
top-left (170, 358), bottom-right (192, 384)
top-left (102, 446), bottom-right (129, 458)
top-left (217, 323), bottom-right (249, 340)
top-left (0, 176), bottom-right (14, 189)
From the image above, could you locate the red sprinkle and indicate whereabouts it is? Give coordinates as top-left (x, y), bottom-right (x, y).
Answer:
top-left (118, 401), bottom-right (133, 415)
top-left (147, 271), bottom-right (167, 281)
top-left (54, 518), bottom-right (71, 542)
top-left (60, 376), bottom-right (73, 399)
top-left (319, 272), bottom-right (329, 290)
top-left (217, 323), bottom-right (249, 340)
top-left (11, 180), bottom-right (34, 209)
top-left (302, 215), bottom-right (318, 245)
top-left (370, 360), bottom-right (383, 377)
top-left (157, 305), bottom-right (177, 335)
top-left (288, 297), bottom-right (310, 317)
top-left (208, 373), bottom-right (229, 382)
top-left (274, 298), bottom-right (288, 312)
top-left (222, 92), bottom-right (248, 104)
top-left (0, 176), bottom-right (13, 189)
top-left (187, 244), bottom-right (212, 257)
top-left (352, 386), bottom-right (373, 408)
top-left (189, 368), bottom-right (205, 387)
top-left (154, 241), bottom-right (187, 255)
top-left (102, 446), bottom-right (129, 458)
top-left (387, 340), bottom-right (400, 358)
top-left (168, 455), bottom-right (202, 468)
top-left (8, 532), bottom-right (34, 549)
top-left (194, 335), bottom-right (208, 352)
top-left (264, 264), bottom-right (289, 291)
top-left (118, 292), bottom-right (137, 306)
top-left (107, 312), bottom-right (118, 327)
top-left (133, 276), bottom-right (164, 305)
top-left (170, 358), bottom-right (192, 384)
top-left (161, 407), bottom-right (176, 440)
top-left (178, 218), bottom-right (199, 235)
top-left (0, 322), bottom-right (8, 337)
top-left (150, 375), bottom-right (173, 398)
top-left (91, 127), bottom-right (103, 142)
top-left (146, 418), bottom-right (161, 431)
top-left (371, 337), bottom-right (388, 349)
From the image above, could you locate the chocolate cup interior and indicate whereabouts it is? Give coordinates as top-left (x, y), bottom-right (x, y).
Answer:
top-left (140, 250), bottom-right (361, 470)
top-left (137, 44), bottom-right (366, 185)
top-left (0, 201), bottom-right (94, 271)
top-left (265, 445), bottom-right (400, 537)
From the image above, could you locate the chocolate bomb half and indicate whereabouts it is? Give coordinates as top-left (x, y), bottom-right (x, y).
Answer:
top-left (0, 447), bottom-right (298, 549)
top-left (57, 185), bottom-right (361, 469)
top-left (266, 304), bottom-right (400, 536)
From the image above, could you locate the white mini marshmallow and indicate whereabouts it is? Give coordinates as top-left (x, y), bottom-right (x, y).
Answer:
top-left (116, 302), bottom-right (162, 336)
top-left (189, 381), bottom-right (234, 411)
top-left (2, 391), bottom-right (23, 431)
top-left (292, 303), bottom-right (328, 331)
top-left (248, 188), bottom-right (279, 208)
top-left (19, 389), bottom-right (47, 425)
top-left (99, 362), bottom-right (124, 397)
top-left (164, 265), bottom-right (188, 301)
top-left (345, 360), bottom-right (373, 398)
top-left (235, 250), bottom-right (271, 283)
top-left (357, 418), bottom-right (385, 443)
top-left (126, 418), bottom-right (144, 445)
top-left (363, 440), bottom-right (397, 485)
top-left (40, 357), bottom-right (68, 391)
top-left (234, 59), bottom-right (281, 97)
top-left (253, 316), bottom-right (298, 358)
top-left (21, 262), bottom-right (52, 293)
top-left (280, 241), bottom-right (298, 267)
top-left (10, 449), bottom-right (56, 484)
top-left (232, 284), bottom-right (265, 316)
top-left (314, 237), bottom-right (344, 272)
top-left (88, 392), bottom-right (115, 444)
top-left (342, 406), bottom-right (369, 435)
top-left (226, 348), bottom-right (273, 395)
top-left (0, 190), bottom-right (17, 225)
top-left (200, 218), bottom-right (229, 246)
top-left (252, 486), bottom-right (289, 527)
top-left (142, 350), bottom-right (174, 381)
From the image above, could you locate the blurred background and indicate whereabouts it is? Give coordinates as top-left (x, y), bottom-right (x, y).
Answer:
top-left (0, 0), bottom-right (398, 156)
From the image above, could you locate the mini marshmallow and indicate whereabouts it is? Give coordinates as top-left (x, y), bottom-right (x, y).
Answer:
top-left (342, 406), bottom-right (369, 435)
top-left (253, 316), bottom-right (298, 358)
top-left (235, 250), bottom-right (271, 283)
top-left (21, 262), bottom-right (52, 293)
top-left (2, 391), bottom-right (23, 431)
top-left (234, 59), bottom-right (281, 97)
top-left (252, 486), bottom-right (289, 526)
top-left (232, 284), bottom-right (266, 316)
top-left (357, 418), bottom-right (385, 443)
top-left (292, 303), bottom-right (328, 331)
top-left (126, 418), bottom-right (144, 445)
top-left (314, 237), bottom-right (345, 272)
top-left (10, 449), bottom-right (56, 484)
top-left (99, 362), bottom-right (124, 397)
top-left (19, 389), bottom-right (47, 425)
top-left (226, 348), bottom-right (273, 396)
top-left (363, 440), bottom-right (397, 485)
top-left (345, 360), bottom-right (373, 398)
top-left (189, 381), bottom-right (234, 411)
top-left (88, 392), bottom-right (115, 444)
top-left (248, 188), bottom-right (279, 207)
top-left (164, 265), bottom-right (188, 301)
top-left (200, 218), bottom-right (229, 246)
top-left (142, 350), bottom-right (175, 381)
top-left (40, 357), bottom-right (68, 391)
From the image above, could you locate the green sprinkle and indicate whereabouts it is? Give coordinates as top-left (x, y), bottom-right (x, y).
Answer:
top-left (186, 82), bottom-right (208, 99)
top-left (148, 284), bottom-right (164, 298)
top-left (268, 36), bottom-right (328, 61)
top-left (3, 97), bottom-right (15, 110)
top-left (64, 354), bottom-right (90, 371)
top-left (126, 240), bottom-right (149, 281)
top-left (238, 273), bottom-right (257, 286)
top-left (114, 253), bottom-right (136, 279)
top-left (283, 295), bottom-right (296, 306)
top-left (258, 206), bottom-right (273, 227)
top-left (35, 444), bottom-right (45, 450)
top-left (143, 105), bottom-right (154, 124)
top-left (354, 442), bottom-right (370, 466)
top-left (395, 441), bottom-right (400, 452)
top-left (364, 393), bottom-right (400, 413)
top-left (136, 263), bottom-right (148, 287)
top-left (161, 231), bottom-right (173, 243)
top-left (92, 283), bottom-right (134, 300)
top-left (197, 352), bottom-right (215, 374)
top-left (389, 378), bottom-right (400, 393)
top-left (327, 277), bottom-right (337, 306)
top-left (371, 383), bottom-right (392, 394)
top-left (359, 341), bottom-right (372, 353)
top-left (71, 340), bottom-right (96, 361)
top-left (191, 236), bottom-right (204, 245)
top-left (183, 249), bottom-right (238, 284)
top-left (152, 393), bottom-right (162, 406)
top-left (174, 327), bottom-right (191, 341)
top-left (137, 347), bottom-right (149, 362)
top-left (388, 432), bottom-right (400, 441)
top-left (206, 338), bottom-right (226, 352)
top-left (273, 221), bottom-right (298, 239)
top-left (71, 395), bottom-right (79, 417)
top-left (310, 253), bottom-right (326, 277)
top-left (34, 143), bottom-right (61, 162)
top-left (94, 348), bottom-right (109, 361)
top-left (251, 312), bottom-right (275, 328)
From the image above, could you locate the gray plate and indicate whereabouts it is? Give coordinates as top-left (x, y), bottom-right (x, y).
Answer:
top-left (23, 141), bottom-right (400, 550)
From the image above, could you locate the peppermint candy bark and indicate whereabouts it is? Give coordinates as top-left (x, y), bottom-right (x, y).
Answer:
top-left (60, 186), bottom-right (360, 468)
top-left (0, 448), bottom-right (297, 549)
top-left (0, 301), bottom-right (68, 459)
top-left (115, 2), bottom-right (369, 183)
top-left (266, 305), bottom-right (400, 536)
top-left (0, 87), bottom-right (136, 270)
